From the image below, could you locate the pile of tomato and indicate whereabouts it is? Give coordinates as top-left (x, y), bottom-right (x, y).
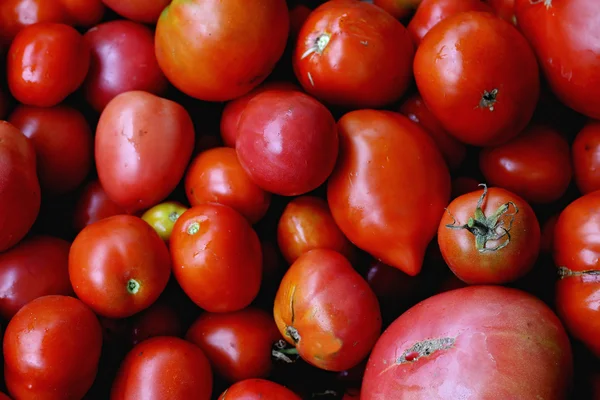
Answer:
top-left (0, 0), bottom-right (599, 399)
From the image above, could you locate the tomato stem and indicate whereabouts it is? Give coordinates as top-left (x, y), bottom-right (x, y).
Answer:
top-left (187, 222), bottom-right (200, 235)
top-left (127, 279), bottom-right (140, 294)
top-left (558, 267), bottom-right (600, 279)
top-left (272, 339), bottom-right (300, 364)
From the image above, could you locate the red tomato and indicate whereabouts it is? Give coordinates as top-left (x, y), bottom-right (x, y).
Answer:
top-left (60, 0), bottom-right (105, 27)
top-left (361, 286), bottom-right (572, 399)
top-left (141, 201), bottom-right (188, 242)
top-left (7, 23), bottom-right (90, 107)
top-left (451, 176), bottom-right (480, 199)
top-left (0, 121), bottom-right (40, 252)
top-left (155, 0), bottom-right (289, 101)
top-left (327, 110), bottom-right (450, 276)
top-left (486, 0), bottom-right (516, 24)
top-left (128, 302), bottom-right (183, 347)
top-left (414, 11), bottom-right (539, 146)
top-left (95, 91), bottom-right (195, 213)
top-left (572, 120), bottom-right (600, 195)
top-left (372, 0), bottom-right (422, 20)
top-left (102, 0), bottom-right (170, 23)
top-left (111, 336), bottom-right (212, 400)
top-left (83, 21), bottom-right (168, 112)
top-left (4, 295), bottom-right (102, 400)
top-left (515, 0), bottom-right (600, 119)
top-left (293, 0), bottom-right (414, 109)
top-left (73, 180), bottom-right (126, 233)
top-left (273, 249), bottom-right (382, 372)
top-left (69, 215), bottom-right (172, 318)
top-left (186, 308), bottom-right (282, 383)
top-left (289, 4), bottom-right (312, 40)
top-left (365, 260), bottom-right (420, 306)
top-left (9, 105), bottom-right (93, 194)
top-left (170, 204), bottom-right (262, 312)
top-left (0, 393), bottom-right (9, 400)
top-left (218, 379), bottom-right (301, 400)
top-left (0, 0), bottom-right (68, 46)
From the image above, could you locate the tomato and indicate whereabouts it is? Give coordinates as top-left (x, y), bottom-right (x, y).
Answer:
top-left (141, 201), bottom-right (188, 242)
top-left (9, 105), bottom-right (93, 194)
top-left (60, 0), bottom-right (105, 27)
top-left (361, 286), bottom-right (572, 399)
top-left (414, 11), bottom-right (539, 146)
top-left (327, 110), bottom-right (450, 276)
top-left (515, 0), bottom-right (600, 119)
top-left (293, 0), bottom-right (414, 109)
top-left (218, 379), bottom-right (301, 400)
top-left (486, 0), bottom-right (516, 24)
top-left (185, 147), bottom-right (271, 224)
top-left (170, 203), bottom-right (262, 312)
top-left (129, 302), bottom-right (183, 347)
top-left (155, 0), bottom-right (289, 101)
top-left (372, 0), bottom-right (422, 20)
top-left (95, 91), bottom-right (195, 213)
top-left (289, 4), bottom-right (312, 40)
top-left (364, 260), bottom-right (421, 307)
top-left (451, 176), bottom-right (480, 199)
top-left (4, 295), bottom-right (102, 400)
top-left (111, 336), bottom-right (212, 400)
top-left (102, 0), bottom-right (170, 23)
top-left (273, 249), bottom-right (381, 372)
top-left (479, 124), bottom-right (572, 204)
top-left (572, 120), bottom-right (600, 195)
top-left (69, 215), bottom-right (172, 318)
top-left (7, 23), bottom-right (90, 107)
top-left (0, 0), bottom-right (68, 47)
top-left (0, 121), bottom-right (40, 252)
top-left (73, 180), bottom-right (126, 233)
top-left (0, 393), bottom-right (9, 400)
top-left (83, 21), bottom-right (168, 113)
top-left (186, 308), bottom-right (282, 383)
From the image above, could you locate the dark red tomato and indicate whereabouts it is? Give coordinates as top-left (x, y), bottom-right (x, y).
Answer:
top-left (4, 295), bottom-right (102, 400)
top-left (372, 0), bottom-right (422, 20)
top-left (129, 302), bottom-right (183, 347)
top-left (365, 260), bottom-right (420, 305)
top-left (438, 186), bottom-right (540, 284)
top-left (7, 23), bottom-right (90, 107)
top-left (515, 0), bottom-right (600, 119)
top-left (102, 0), bottom-right (170, 23)
top-left (141, 201), bottom-right (188, 242)
top-left (95, 91), bottom-right (195, 213)
top-left (170, 204), bottom-right (262, 312)
top-left (289, 4), bottom-right (312, 40)
top-left (451, 176), bottom-right (480, 199)
top-left (185, 147), bottom-right (271, 224)
top-left (60, 0), bottom-right (105, 27)
top-left (218, 379), bottom-right (301, 400)
top-left (0, 0), bottom-right (68, 46)
top-left (361, 286), bottom-right (572, 400)
top-left (111, 336), bottom-right (212, 400)
top-left (83, 20), bottom-right (168, 112)
top-left (572, 120), bottom-right (600, 195)
top-left (293, 0), bottom-right (414, 109)
top-left (186, 308), bottom-right (282, 383)
top-left (73, 180), bottom-right (126, 233)
top-left (486, 0), bottom-right (516, 24)
top-left (0, 236), bottom-right (73, 320)
top-left (155, 0), bottom-right (289, 101)
top-left (398, 93), bottom-right (466, 170)
top-left (0, 392), bottom-right (9, 400)
top-left (327, 110), bottom-right (450, 276)
top-left (541, 214), bottom-right (559, 255)
top-left (0, 121), bottom-right (40, 252)
top-left (273, 249), bottom-right (382, 372)
top-left (69, 215), bottom-right (172, 318)
top-left (414, 11), bottom-right (539, 146)
top-left (9, 105), bottom-right (93, 194)
top-left (479, 124), bottom-right (572, 204)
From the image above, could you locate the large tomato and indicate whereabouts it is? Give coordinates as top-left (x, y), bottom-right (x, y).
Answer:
top-left (73, 180), bottom-right (126, 233)
top-left (414, 11), bottom-right (539, 146)
top-left (361, 286), bottom-right (572, 400)
top-left (101, 0), bottom-right (169, 23)
top-left (218, 379), bottom-right (301, 400)
top-left (572, 120), bottom-right (600, 195)
top-left (327, 110), bottom-right (450, 276)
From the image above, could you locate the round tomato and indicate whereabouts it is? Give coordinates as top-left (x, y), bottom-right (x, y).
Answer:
top-left (0, 0), bottom-right (68, 46)
top-left (372, 0), bottom-right (422, 20)
top-left (572, 120), bottom-right (600, 195)
top-left (102, 0), bottom-right (170, 23)
top-left (414, 11), bottom-right (539, 146)
top-left (327, 110), bottom-right (450, 276)
top-left (293, 0), bottom-right (414, 109)
top-left (73, 180), bottom-right (126, 233)
top-left (141, 201), bottom-right (188, 242)
top-left (218, 379), bottom-right (301, 400)
top-left (95, 91), bottom-right (195, 213)
top-left (4, 295), bottom-right (102, 400)
top-left (60, 0), bottom-right (105, 27)
top-left (69, 215), bottom-right (172, 318)
top-left (128, 302), bottom-right (183, 347)
top-left (486, 0), bottom-right (516, 24)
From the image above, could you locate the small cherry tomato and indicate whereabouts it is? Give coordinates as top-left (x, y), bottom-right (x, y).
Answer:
top-left (218, 379), bottom-right (301, 400)
top-left (141, 201), bottom-right (188, 242)
top-left (373, 0), bottom-right (422, 20)
top-left (102, 0), bottom-right (171, 24)
top-left (73, 180), bottom-right (126, 233)
top-left (485, 0), bottom-right (516, 24)
top-left (0, 0), bottom-right (68, 46)
top-left (128, 302), bottom-right (183, 347)
top-left (572, 120), bottom-right (600, 195)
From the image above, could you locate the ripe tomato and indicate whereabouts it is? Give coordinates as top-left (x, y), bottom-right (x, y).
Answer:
top-left (111, 336), bottom-right (212, 400)
top-left (128, 302), bottom-right (183, 347)
top-left (486, 0), bottom-right (516, 24)
top-left (414, 11), bottom-right (539, 146)
top-left (572, 120), bottom-right (600, 195)
top-left (327, 110), bottom-right (450, 276)
top-left (236, 90), bottom-right (338, 196)
top-left (155, 0), bottom-right (289, 101)
top-left (170, 204), bottom-right (262, 312)
top-left (185, 147), bottom-right (271, 224)
top-left (438, 185), bottom-right (540, 284)
top-left (186, 308), bottom-right (282, 383)
top-left (0, 393), bottom-right (9, 400)
top-left (7, 23), bottom-right (90, 107)
top-left (9, 105), bottom-right (93, 194)
top-left (95, 91), bottom-right (195, 213)
top-left (69, 215), bottom-right (172, 318)
top-left (361, 286), bottom-right (572, 399)
top-left (141, 201), bottom-right (188, 242)
top-left (372, 0), bottom-right (422, 20)
top-left (218, 379), bottom-right (301, 400)
top-left (73, 180), bottom-right (126, 233)
top-left (0, 121), bottom-right (40, 252)
top-left (273, 249), bottom-right (382, 372)
top-left (293, 0), bottom-right (414, 109)
top-left (102, 0), bottom-right (170, 23)
top-left (4, 295), bottom-right (102, 400)
top-left (0, 0), bottom-right (68, 46)
top-left (60, 0), bottom-right (105, 27)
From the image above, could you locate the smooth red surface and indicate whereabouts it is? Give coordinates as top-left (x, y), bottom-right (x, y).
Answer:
top-left (486, 0), bottom-right (516, 24)
top-left (0, 0), bottom-right (68, 46)
top-left (101, 0), bottom-right (169, 23)
top-left (218, 379), bottom-right (301, 400)
top-left (373, 0), bottom-right (421, 20)
top-left (73, 180), bottom-right (126, 233)
top-left (573, 120), bottom-right (600, 195)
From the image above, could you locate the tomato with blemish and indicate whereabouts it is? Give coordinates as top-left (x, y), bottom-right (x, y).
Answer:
top-left (141, 201), bottom-right (188, 242)
top-left (218, 379), bottom-right (301, 400)
top-left (572, 120), bottom-right (600, 195)
top-left (73, 180), bottom-right (126, 233)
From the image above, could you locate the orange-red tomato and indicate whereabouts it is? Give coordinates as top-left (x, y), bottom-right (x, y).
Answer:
top-left (572, 120), bottom-right (600, 195)
top-left (73, 180), bottom-right (126, 233)
top-left (218, 379), bottom-right (301, 400)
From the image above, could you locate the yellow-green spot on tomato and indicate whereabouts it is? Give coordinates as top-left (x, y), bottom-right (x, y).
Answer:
top-left (187, 222), bottom-right (200, 235)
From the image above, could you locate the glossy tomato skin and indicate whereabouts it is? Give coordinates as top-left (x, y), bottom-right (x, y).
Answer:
top-left (4, 295), bottom-right (103, 400)
top-left (218, 379), bottom-right (301, 400)
top-left (186, 308), bottom-right (282, 383)
top-left (69, 215), bottom-right (172, 318)
top-left (170, 204), bottom-right (262, 312)
top-left (102, 0), bottom-right (169, 23)
top-left (373, 0), bottom-right (422, 20)
top-left (414, 11), bottom-right (539, 146)
top-left (294, 0), bottom-right (414, 109)
top-left (486, 0), bottom-right (516, 24)
top-left (73, 180), bottom-right (126, 233)
top-left (7, 23), bottom-right (90, 107)
top-left (273, 249), bottom-right (382, 372)
top-left (0, 0), bottom-right (68, 46)
top-left (128, 302), bottom-right (183, 347)
top-left (141, 201), bottom-right (188, 242)
top-left (95, 91), bottom-right (195, 213)
top-left (327, 110), bottom-right (450, 276)
top-left (155, 0), bottom-right (289, 102)
top-left (237, 90), bottom-right (338, 196)
top-left (362, 286), bottom-right (572, 400)
top-left (111, 336), bottom-right (212, 400)
top-left (572, 120), bottom-right (600, 195)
